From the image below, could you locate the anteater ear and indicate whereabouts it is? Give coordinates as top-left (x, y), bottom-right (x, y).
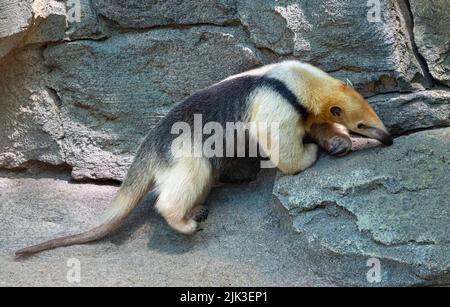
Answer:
top-left (330, 106), bottom-right (343, 117)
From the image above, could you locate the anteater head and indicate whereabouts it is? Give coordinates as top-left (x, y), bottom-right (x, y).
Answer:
top-left (318, 81), bottom-right (393, 146)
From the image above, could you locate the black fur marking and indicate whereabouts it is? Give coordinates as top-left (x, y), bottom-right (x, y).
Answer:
top-left (257, 77), bottom-right (308, 118)
top-left (137, 74), bottom-right (308, 174)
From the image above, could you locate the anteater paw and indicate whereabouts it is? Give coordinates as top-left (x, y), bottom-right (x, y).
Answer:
top-left (188, 206), bottom-right (209, 223)
top-left (324, 135), bottom-right (352, 157)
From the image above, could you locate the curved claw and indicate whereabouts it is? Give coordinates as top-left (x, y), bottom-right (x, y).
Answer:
top-left (329, 147), bottom-right (349, 156)
top-left (324, 136), bottom-right (352, 157)
top-left (190, 206), bottom-right (209, 223)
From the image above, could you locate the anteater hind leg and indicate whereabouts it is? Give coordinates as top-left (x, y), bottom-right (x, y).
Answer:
top-left (187, 205), bottom-right (209, 223)
top-left (187, 179), bottom-right (213, 223)
top-left (155, 157), bottom-right (213, 234)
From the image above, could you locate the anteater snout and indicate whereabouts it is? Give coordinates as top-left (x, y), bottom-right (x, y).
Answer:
top-left (374, 128), bottom-right (393, 146)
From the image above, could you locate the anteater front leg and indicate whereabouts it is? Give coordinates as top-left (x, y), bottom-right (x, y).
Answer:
top-left (308, 123), bottom-right (352, 157)
top-left (254, 121), bottom-right (319, 175)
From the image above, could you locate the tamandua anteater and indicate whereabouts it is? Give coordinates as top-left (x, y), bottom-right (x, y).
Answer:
top-left (16, 61), bottom-right (393, 256)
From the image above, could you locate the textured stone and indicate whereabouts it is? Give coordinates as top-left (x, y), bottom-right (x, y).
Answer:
top-left (26, 0), bottom-right (67, 44)
top-left (2, 0), bottom-right (449, 181)
top-left (410, 0), bottom-right (450, 86)
top-left (94, 0), bottom-right (238, 28)
top-left (0, 47), bottom-right (65, 169)
top-left (44, 26), bottom-right (261, 180)
top-left (0, 0), bottom-right (33, 58)
top-left (0, 0), bottom-right (449, 288)
top-left (273, 128), bottom-right (450, 286)
top-left (236, 0), bottom-right (428, 95)
top-left (0, 0), bottom-right (66, 58)
top-left (91, 0), bottom-right (435, 94)
top-left (66, 0), bottom-right (107, 40)
top-left (371, 90), bottom-right (450, 136)
top-left (0, 0), bottom-right (33, 38)
top-left (0, 169), bottom-right (333, 286)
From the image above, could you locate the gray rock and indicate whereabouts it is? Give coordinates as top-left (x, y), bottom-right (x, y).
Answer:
top-left (0, 169), bottom-right (333, 286)
top-left (44, 26), bottom-right (261, 180)
top-left (273, 128), bottom-right (450, 286)
top-left (236, 0), bottom-right (428, 95)
top-left (1, 0), bottom-right (449, 287)
top-left (0, 0), bottom-right (33, 58)
top-left (370, 90), bottom-right (450, 136)
top-left (410, 0), bottom-right (450, 86)
top-left (0, 0), bottom-right (448, 183)
top-left (94, 0), bottom-right (238, 28)
top-left (0, 0), bottom-right (33, 38)
top-left (0, 47), bottom-right (65, 169)
top-left (90, 0), bottom-right (435, 94)
top-left (66, 0), bottom-right (108, 40)
top-left (0, 0), bottom-right (67, 58)
top-left (25, 0), bottom-right (67, 45)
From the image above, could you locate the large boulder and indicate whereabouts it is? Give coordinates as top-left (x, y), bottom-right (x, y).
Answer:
top-left (0, 47), bottom-right (65, 169)
top-left (236, 0), bottom-right (430, 95)
top-left (0, 0), bottom-right (449, 287)
top-left (0, 0), bottom-right (448, 182)
top-left (0, 0), bottom-right (67, 169)
top-left (95, 0), bottom-right (432, 95)
top-left (273, 128), bottom-right (450, 286)
top-left (43, 26), bottom-right (261, 180)
top-left (0, 168), bottom-right (333, 286)
top-left (370, 90), bottom-right (450, 136)
top-left (410, 0), bottom-right (450, 86)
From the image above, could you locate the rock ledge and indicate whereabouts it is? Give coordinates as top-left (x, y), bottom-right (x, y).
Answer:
top-left (274, 128), bottom-right (450, 286)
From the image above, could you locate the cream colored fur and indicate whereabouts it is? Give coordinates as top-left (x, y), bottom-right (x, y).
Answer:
top-left (155, 157), bottom-right (213, 234)
top-left (246, 87), bottom-right (318, 174)
top-left (242, 61), bottom-right (337, 174)
top-left (15, 61), bottom-right (388, 256)
top-left (155, 61), bottom-right (364, 232)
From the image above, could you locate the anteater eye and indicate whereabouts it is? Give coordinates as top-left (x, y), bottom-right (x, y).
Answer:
top-left (357, 123), bottom-right (366, 129)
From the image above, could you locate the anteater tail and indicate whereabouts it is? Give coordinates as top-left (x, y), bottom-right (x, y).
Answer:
top-left (15, 160), bottom-right (155, 257)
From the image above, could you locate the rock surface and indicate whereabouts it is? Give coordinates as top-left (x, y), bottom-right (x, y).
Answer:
top-left (0, 169), bottom-right (333, 287)
top-left (274, 128), bottom-right (450, 286)
top-left (94, 0), bottom-right (239, 28)
top-left (44, 26), bottom-right (261, 180)
top-left (0, 0), bottom-right (449, 180)
top-left (66, 0), bottom-right (107, 40)
top-left (1, 0), bottom-right (450, 287)
top-left (0, 0), bottom-right (33, 58)
top-left (237, 0), bottom-right (428, 94)
top-left (0, 47), bottom-right (65, 169)
top-left (0, 0), bottom-right (66, 58)
top-left (371, 90), bottom-right (450, 136)
top-left (410, 0), bottom-right (450, 86)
